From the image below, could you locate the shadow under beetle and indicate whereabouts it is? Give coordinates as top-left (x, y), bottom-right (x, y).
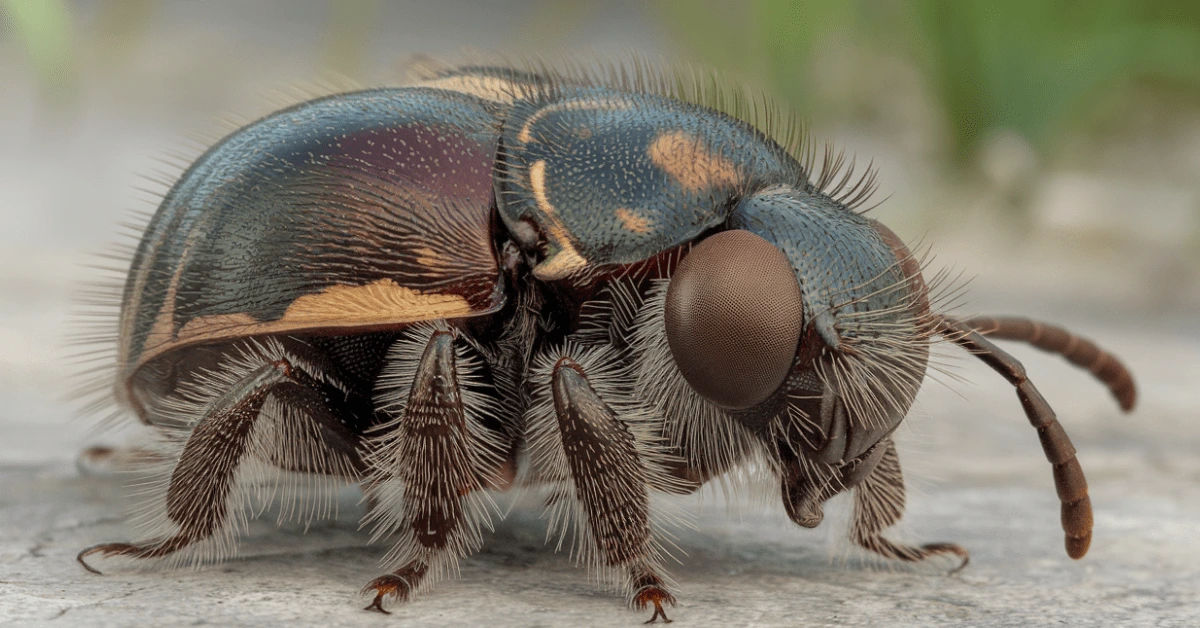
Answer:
top-left (76, 60), bottom-right (1137, 622)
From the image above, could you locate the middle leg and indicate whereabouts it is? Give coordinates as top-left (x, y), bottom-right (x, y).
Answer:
top-left (361, 324), bottom-right (513, 613)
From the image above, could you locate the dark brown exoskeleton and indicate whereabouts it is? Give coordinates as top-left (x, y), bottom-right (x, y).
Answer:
top-left (76, 61), bottom-right (1137, 623)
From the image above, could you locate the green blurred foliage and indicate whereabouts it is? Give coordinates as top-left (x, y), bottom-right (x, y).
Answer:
top-left (11, 0), bottom-right (1200, 170)
top-left (661, 0), bottom-right (1200, 165)
top-left (916, 0), bottom-right (1200, 162)
top-left (1, 0), bottom-right (78, 103)
top-left (658, 0), bottom-right (853, 111)
top-left (88, 0), bottom-right (158, 71)
top-left (4, 0), bottom-right (380, 96)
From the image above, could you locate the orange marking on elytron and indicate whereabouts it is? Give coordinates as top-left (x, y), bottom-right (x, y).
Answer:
top-left (413, 75), bottom-right (527, 104)
top-left (516, 97), bottom-right (632, 144)
top-left (647, 130), bottom-right (741, 192)
top-left (615, 208), bottom-right (652, 234)
top-left (528, 159), bottom-right (588, 281)
top-left (130, 279), bottom-right (476, 376)
top-left (280, 280), bottom-right (472, 323)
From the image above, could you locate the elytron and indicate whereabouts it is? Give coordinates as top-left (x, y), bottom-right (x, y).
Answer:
top-left (76, 60), bottom-right (1136, 622)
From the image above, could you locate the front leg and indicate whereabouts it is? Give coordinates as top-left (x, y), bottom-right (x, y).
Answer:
top-left (848, 440), bottom-right (969, 569)
top-left (777, 439), bottom-right (968, 570)
top-left (361, 324), bottom-right (511, 613)
top-left (527, 343), bottom-right (680, 624)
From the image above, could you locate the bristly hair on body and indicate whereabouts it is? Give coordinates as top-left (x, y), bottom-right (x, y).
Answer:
top-left (71, 53), bottom-right (893, 435)
top-left (104, 337), bottom-right (361, 570)
top-left (406, 52), bottom-right (882, 213)
top-left (67, 53), bottom-right (960, 578)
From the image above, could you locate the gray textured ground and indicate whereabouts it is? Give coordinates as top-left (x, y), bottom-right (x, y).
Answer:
top-left (2, 2), bottom-right (1199, 626)
top-left (3, 312), bottom-right (1198, 628)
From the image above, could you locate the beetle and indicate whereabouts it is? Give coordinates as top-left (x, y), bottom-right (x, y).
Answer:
top-left (76, 60), bottom-right (1137, 623)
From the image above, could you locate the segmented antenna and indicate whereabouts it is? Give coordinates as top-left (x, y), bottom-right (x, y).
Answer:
top-left (963, 316), bottom-right (1137, 412)
top-left (936, 316), bottom-right (1094, 559)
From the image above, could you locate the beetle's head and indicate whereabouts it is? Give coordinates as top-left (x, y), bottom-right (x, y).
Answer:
top-left (655, 187), bottom-right (933, 466)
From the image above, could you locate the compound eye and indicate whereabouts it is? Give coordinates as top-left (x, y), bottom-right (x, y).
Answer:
top-left (664, 229), bottom-right (804, 410)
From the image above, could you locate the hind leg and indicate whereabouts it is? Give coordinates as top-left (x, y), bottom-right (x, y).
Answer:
top-left (850, 440), bottom-right (969, 570)
top-left (78, 341), bottom-right (365, 572)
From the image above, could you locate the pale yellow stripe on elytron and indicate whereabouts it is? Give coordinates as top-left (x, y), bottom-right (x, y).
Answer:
top-left (516, 97), bottom-right (632, 144)
top-left (120, 214), bottom-right (211, 379)
top-left (528, 159), bottom-right (588, 281)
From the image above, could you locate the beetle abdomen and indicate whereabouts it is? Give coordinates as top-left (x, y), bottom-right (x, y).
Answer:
top-left (119, 88), bottom-right (509, 400)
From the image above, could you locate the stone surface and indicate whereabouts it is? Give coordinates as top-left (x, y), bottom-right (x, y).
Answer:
top-left (2, 313), bottom-right (1198, 628)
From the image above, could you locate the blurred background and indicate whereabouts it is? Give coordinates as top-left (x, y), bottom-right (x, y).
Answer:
top-left (0, 2), bottom-right (1197, 624)
top-left (2, 0), bottom-right (1198, 462)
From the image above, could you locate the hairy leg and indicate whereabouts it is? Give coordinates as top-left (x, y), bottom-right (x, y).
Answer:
top-left (361, 326), bottom-right (510, 613)
top-left (528, 343), bottom-right (680, 623)
top-left (849, 440), bottom-right (969, 570)
top-left (79, 341), bottom-right (364, 572)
